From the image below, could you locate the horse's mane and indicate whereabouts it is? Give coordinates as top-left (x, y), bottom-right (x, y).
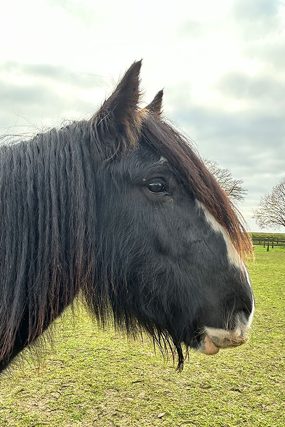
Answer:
top-left (0, 123), bottom-right (97, 361)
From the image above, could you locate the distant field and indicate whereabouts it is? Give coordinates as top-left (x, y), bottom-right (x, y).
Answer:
top-left (251, 232), bottom-right (285, 251)
top-left (0, 249), bottom-right (284, 426)
top-left (251, 232), bottom-right (285, 240)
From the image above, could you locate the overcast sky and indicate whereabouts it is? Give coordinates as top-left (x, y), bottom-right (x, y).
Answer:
top-left (1, 0), bottom-right (285, 232)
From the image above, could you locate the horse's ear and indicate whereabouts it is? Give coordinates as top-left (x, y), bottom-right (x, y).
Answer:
top-left (145, 90), bottom-right (163, 115)
top-left (90, 61), bottom-right (143, 159)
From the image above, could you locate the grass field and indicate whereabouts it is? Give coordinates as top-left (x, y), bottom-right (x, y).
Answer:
top-left (0, 247), bottom-right (284, 426)
top-left (251, 232), bottom-right (285, 251)
top-left (251, 232), bottom-right (285, 240)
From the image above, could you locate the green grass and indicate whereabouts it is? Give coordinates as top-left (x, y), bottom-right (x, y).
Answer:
top-left (251, 232), bottom-right (285, 240)
top-left (0, 250), bottom-right (284, 426)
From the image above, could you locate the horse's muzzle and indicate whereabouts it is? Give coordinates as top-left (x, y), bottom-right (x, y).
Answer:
top-left (197, 309), bottom-right (254, 355)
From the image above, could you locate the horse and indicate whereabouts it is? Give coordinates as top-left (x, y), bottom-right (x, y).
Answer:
top-left (0, 61), bottom-right (254, 373)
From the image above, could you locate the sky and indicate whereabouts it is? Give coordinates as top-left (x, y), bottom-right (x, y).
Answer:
top-left (1, 0), bottom-right (285, 232)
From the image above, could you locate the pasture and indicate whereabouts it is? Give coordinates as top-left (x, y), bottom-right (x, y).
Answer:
top-left (0, 247), bottom-right (284, 426)
top-left (251, 232), bottom-right (285, 252)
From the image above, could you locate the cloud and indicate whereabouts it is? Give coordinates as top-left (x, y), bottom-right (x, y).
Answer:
top-left (47, 0), bottom-right (95, 26)
top-left (0, 80), bottom-right (62, 107)
top-left (0, 80), bottom-right (100, 135)
top-left (245, 40), bottom-right (285, 73)
top-left (0, 61), bottom-right (104, 89)
top-left (172, 104), bottom-right (284, 149)
top-left (233, 0), bottom-right (281, 21)
top-left (232, 0), bottom-right (283, 41)
top-left (216, 71), bottom-right (285, 108)
top-left (177, 20), bottom-right (207, 37)
top-left (0, 60), bottom-right (108, 133)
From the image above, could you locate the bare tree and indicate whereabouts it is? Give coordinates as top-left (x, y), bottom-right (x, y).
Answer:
top-left (204, 159), bottom-right (247, 203)
top-left (253, 178), bottom-right (285, 230)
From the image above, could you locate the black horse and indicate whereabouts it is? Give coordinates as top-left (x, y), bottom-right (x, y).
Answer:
top-left (0, 61), bottom-right (254, 373)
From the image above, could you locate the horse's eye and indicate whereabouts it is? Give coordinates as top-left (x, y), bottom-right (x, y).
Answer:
top-left (147, 181), bottom-right (166, 193)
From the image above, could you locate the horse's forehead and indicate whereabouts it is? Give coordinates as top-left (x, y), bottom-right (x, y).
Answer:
top-left (131, 142), bottom-right (161, 164)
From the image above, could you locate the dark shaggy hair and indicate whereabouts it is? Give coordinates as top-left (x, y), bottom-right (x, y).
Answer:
top-left (0, 124), bottom-right (97, 362)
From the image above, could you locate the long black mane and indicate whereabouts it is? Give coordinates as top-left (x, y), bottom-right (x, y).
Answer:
top-left (0, 61), bottom-right (253, 370)
top-left (0, 123), bottom-right (98, 363)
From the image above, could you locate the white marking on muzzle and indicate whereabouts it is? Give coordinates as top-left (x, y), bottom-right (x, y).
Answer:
top-left (199, 320), bottom-right (250, 355)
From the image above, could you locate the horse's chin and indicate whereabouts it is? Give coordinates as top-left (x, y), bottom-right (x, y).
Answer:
top-left (197, 334), bottom-right (220, 355)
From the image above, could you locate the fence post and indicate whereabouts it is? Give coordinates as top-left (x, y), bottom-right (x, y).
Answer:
top-left (267, 241), bottom-right (270, 251)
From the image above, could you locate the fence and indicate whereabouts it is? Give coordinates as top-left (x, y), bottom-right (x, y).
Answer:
top-left (252, 237), bottom-right (285, 251)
